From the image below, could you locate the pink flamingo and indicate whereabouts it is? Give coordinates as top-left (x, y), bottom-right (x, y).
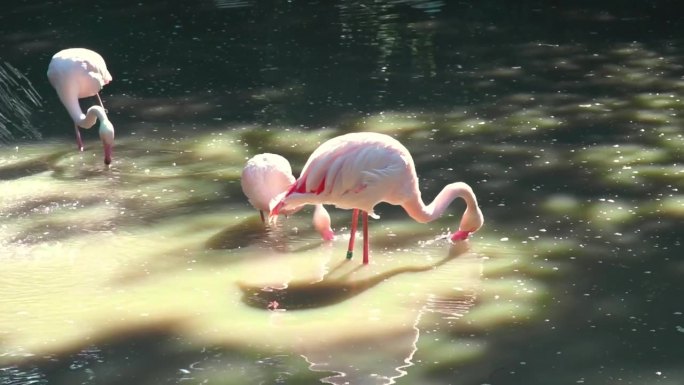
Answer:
top-left (241, 153), bottom-right (335, 241)
top-left (269, 132), bottom-right (484, 264)
top-left (47, 48), bottom-right (114, 165)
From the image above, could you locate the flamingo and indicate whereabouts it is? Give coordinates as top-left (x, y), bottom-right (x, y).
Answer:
top-left (47, 48), bottom-right (114, 165)
top-left (240, 153), bottom-right (334, 241)
top-left (269, 132), bottom-right (484, 264)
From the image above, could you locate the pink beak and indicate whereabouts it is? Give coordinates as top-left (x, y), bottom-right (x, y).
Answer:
top-left (450, 230), bottom-right (472, 241)
top-left (103, 142), bottom-right (113, 165)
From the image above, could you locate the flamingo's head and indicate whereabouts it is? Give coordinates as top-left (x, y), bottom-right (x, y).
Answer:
top-left (86, 105), bottom-right (115, 166)
top-left (98, 118), bottom-right (115, 165)
top-left (451, 203), bottom-right (484, 242)
top-left (312, 204), bottom-right (335, 241)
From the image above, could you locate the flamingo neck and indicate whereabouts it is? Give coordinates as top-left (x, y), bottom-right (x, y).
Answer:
top-left (87, 106), bottom-right (114, 165)
top-left (60, 96), bottom-right (98, 129)
top-left (50, 74), bottom-right (103, 129)
top-left (401, 182), bottom-right (480, 226)
top-left (88, 106), bottom-right (114, 143)
top-left (312, 204), bottom-right (334, 241)
top-left (87, 105), bottom-right (107, 124)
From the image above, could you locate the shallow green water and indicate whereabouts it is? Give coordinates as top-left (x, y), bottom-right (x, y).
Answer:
top-left (1, 1), bottom-right (682, 384)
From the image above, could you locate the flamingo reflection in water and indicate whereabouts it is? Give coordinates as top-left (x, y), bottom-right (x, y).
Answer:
top-left (240, 241), bottom-right (481, 385)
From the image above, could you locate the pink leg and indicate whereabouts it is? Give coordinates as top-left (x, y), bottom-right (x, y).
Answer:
top-left (74, 125), bottom-right (83, 151)
top-left (346, 209), bottom-right (359, 259)
top-left (259, 210), bottom-right (265, 223)
top-left (96, 93), bottom-right (106, 111)
top-left (362, 211), bottom-right (369, 264)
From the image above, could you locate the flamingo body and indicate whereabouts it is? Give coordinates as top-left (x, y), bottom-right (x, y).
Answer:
top-left (272, 132), bottom-right (415, 215)
top-left (241, 153), bottom-right (334, 241)
top-left (270, 132), bottom-right (484, 263)
top-left (47, 48), bottom-right (114, 164)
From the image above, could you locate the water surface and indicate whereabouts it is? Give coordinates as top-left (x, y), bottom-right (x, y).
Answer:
top-left (1, 1), bottom-right (682, 384)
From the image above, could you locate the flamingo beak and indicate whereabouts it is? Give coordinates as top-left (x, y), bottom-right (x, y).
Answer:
top-left (451, 205), bottom-right (484, 242)
top-left (450, 230), bottom-right (472, 241)
top-left (103, 142), bottom-right (113, 165)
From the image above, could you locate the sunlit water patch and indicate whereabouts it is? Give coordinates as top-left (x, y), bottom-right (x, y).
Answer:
top-left (0, 131), bottom-right (546, 384)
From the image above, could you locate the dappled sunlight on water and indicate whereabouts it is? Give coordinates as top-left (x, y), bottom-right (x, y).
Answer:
top-left (2, 1), bottom-right (683, 383)
top-left (0, 135), bottom-right (521, 384)
top-left (1, 99), bottom-right (681, 382)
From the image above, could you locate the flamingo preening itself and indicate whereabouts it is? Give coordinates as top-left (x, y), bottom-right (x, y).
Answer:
top-left (269, 132), bottom-right (484, 264)
top-left (47, 48), bottom-right (114, 165)
top-left (241, 153), bottom-right (335, 241)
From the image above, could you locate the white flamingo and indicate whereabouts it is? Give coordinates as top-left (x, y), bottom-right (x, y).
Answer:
top-left (47, 48), bottom-right (114, 165)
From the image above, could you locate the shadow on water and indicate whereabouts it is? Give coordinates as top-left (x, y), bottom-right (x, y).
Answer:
top-left (3, 321), bottom-right (333, 385)
top-left (205, 215), bottom-right (271, 250)
top-left (0, 148), bottom-right (70, 180)
top-left (239, 241), bottom-right (471, 310)
top-left (204, 215), bottom-right (334, 253)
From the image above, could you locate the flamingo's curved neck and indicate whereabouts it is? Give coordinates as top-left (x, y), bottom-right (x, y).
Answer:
top-left (312, 204), bottom-right (334, 241)
top-left (86, 105), bottom-right (108, 124)
top-left (54, 88), bottom-right (98, 129)
top-left (64, 99), bottom-right (108, 131)
top-left (401, 182), bottom-right (479, 224)
top-left (62, 98), bottom-right (92, 129)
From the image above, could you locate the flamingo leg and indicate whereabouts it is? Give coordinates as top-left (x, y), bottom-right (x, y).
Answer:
top-left (95, 92), bottom-right (107, 112)
top-left (362, 211), bottom-right (369, 264)
top-left (259, 210), bottom-right (265, 223)
top-left (346, 209), bottom-right (359, 259)
top-left (74, 124), bottom-right (84, 151)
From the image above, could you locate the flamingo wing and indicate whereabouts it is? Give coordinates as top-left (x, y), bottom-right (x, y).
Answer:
top-left (82, 56), bottom-right (112, 89)
top-left (275, 134), bottom-right (410, 215)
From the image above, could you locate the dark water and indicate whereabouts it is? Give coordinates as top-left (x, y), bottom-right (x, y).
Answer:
top-left (1, 1), bottom-right (683, 384)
